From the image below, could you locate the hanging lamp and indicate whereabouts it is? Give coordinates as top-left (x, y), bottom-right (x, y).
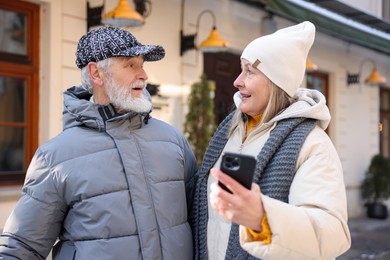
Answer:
top-left (306, 57), bottom-right (318, 71)
top-left (102, 0), bottom-right (144, 27)
top-left (364, 68), bottom-right (386, 84)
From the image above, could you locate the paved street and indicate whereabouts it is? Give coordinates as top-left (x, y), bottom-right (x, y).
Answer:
top-left (337, 216), bottom-right (390, 260)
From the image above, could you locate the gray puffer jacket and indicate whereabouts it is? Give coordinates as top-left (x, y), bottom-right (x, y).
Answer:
top-left (0, 86), bottom-right (198, 260)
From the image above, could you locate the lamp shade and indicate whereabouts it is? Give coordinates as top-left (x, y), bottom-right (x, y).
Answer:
top-left (198, 26), bottom-right (229, 52)
top-left (306, 57), bottom-right (318, 71)
top-left (365, 68), bottom-right (386, 84)
top-left (102, 0), bottom-right (144, 27)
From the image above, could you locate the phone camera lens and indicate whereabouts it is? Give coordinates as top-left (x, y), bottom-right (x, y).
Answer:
top-left (224, 156), bottom-right (240, 171)
top-left (232, 159), bottom-right (240, 167)
top-left (225, 156), bottom-right (233, 163)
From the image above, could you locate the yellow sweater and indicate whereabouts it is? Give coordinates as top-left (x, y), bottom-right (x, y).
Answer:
top-left (245, 115), bottom-right (272, 244)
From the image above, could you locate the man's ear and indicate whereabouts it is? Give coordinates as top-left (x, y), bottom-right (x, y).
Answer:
top-left (87, 62), bottom-right (104, 86)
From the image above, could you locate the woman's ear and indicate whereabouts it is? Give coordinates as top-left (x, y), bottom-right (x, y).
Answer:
top-left (87, 62), bottom-right (104, 86)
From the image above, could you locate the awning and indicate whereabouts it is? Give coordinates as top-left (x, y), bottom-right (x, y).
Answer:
top-left (236, 0), bottom-right (390, 55)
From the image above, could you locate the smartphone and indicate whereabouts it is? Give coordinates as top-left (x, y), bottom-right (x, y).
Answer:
top-left (218, 152), bottom-right (257, 193)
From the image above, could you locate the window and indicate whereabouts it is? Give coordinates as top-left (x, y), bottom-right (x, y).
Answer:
top-left (0, 0), bottom-right (39, 184)
top-left (306, 71), bottom-right (328, 99)
top-left (306, 71), bottom-right (330, 133)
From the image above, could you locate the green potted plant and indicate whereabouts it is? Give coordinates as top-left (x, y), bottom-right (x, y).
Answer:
top-left (184, 73), bottom-right (216, 166)
top-left (361, 154), bottom-right (390, 219)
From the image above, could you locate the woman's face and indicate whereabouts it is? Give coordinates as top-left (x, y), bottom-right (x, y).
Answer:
top-left (233, 58), bottom-right (270, 116)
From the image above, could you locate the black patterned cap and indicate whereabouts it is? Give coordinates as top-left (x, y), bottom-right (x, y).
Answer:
top-left (75, 26), bottom-right (165, 69)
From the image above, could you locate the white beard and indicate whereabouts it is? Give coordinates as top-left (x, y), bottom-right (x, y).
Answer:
top-left (105, 78), bottom-right (152, 113)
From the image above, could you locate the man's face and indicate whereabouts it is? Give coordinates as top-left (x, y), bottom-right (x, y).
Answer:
top-left (103, 56), bottom-right (152, 113)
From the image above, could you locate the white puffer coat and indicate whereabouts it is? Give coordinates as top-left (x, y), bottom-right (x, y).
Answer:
top-left (207, 88), bottom-right (351, 260)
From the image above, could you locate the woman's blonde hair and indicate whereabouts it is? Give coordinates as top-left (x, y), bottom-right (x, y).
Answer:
top-left (228, 79), bottom-right (294, 137)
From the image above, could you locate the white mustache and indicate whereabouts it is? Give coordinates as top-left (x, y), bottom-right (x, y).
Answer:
top-left (131, 81), bottom-right (146, 89)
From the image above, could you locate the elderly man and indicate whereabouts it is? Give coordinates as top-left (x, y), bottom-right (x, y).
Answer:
top-left (0, 27), bottom-right (197, 260)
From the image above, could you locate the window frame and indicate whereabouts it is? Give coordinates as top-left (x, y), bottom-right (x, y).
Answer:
top-left (306, 70), bottom-right (330, 134)
top-left (0, 0), bottom-right (39, 185)
top-left (380, 87), bottom-right (390, 158)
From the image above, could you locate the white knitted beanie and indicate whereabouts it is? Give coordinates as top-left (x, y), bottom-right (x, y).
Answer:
top-left (241, 21), bottom-right (315, 97)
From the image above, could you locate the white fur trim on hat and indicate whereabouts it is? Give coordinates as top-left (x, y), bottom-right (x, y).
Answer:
top-left (241, 21), bottom-right (315, 97)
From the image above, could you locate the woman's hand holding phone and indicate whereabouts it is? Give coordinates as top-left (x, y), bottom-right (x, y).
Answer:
top-left (209, 167), bottom-right (265, 232)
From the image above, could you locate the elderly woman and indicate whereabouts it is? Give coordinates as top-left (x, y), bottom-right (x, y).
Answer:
top-left (190, 21), bottom-right (351, 260)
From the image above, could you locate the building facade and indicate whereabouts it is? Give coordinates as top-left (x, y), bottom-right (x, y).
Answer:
top-left (1, 0), bottom-right (390, 230)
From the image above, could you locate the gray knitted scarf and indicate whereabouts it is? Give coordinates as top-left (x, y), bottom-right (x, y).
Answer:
top-left (189, 112), bottom-right (317, 260)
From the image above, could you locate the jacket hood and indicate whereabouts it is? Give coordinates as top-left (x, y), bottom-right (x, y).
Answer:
top-left (233, 88), bottom-right (331, 130)
top-left (62, 86), bottom-right (150, 131)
